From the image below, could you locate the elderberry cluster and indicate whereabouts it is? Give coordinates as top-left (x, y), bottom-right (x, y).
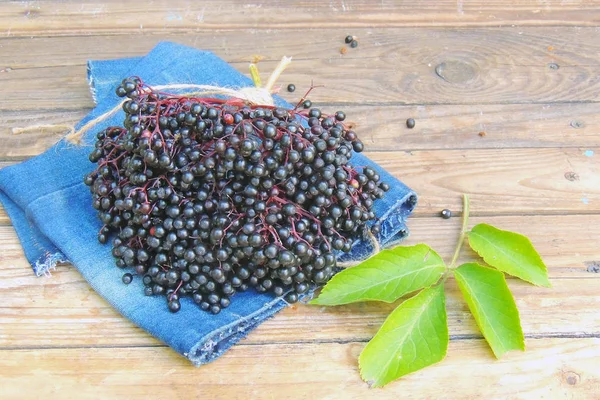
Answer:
top-left (84, 77), bottom-right (389, 314)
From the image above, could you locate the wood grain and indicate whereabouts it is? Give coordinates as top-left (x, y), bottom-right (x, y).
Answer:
top-left (2, 1), bottom-right (600, 397)
top-left (375, 148), bottom-right (600, 215)
top-left (1, 215), bottom-right (599, 349)
top-left (2, 27), bottom-right (600, 110)
top-left (5, 28), bottom-right (600, 69)
top-left (3, 102), bottom-right (600, 159)
top-left (2, 0), bottom-right (600, 37)
top-left (1, 338), bottom-right (599, 400)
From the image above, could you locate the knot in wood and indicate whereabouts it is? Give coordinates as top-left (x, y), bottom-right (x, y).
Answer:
top-left (435, 60), bottom-right (477, 84)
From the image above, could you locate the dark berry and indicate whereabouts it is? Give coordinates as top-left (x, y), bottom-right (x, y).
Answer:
top-left (86, 79), bottom-right (388, 315)
top-left (441, 209), bottom-right (452, 219)
top-left (168, 299), bottom-right (181, 313)
top-left (122, 273), bottom-right (133, 284)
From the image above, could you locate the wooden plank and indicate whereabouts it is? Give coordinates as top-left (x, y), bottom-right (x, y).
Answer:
top-left (5, 28), bottom-right (600, 70)
top-left (4, 102), bottom-right (600, 159)
top-left (0, 147), bottom-right (598, 219)
top-left (3, 27), bottom-right (600, 110)
top-left (374, 148), bottom-right (600, 215)
top-left (0, 110), bottom-right (86, 159)
top-left (2, 0), bottom-right (600, 37)
top-left (1, 338), bottom-right (598, 399)
top-left (1, 272), bottom-right (598, 349)
top-left (1, 215), bottom-right (599, 348)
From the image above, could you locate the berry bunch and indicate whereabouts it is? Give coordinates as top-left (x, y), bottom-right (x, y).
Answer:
top-left (84, 77), bottom-right (388, 314)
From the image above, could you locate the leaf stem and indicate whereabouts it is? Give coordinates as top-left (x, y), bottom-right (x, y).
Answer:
top-left (450, 194), bottom-right (470, 268)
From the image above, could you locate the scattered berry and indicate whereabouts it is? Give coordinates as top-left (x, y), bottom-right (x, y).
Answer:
top-left (406, 118), bottom-right (416, 129)
top-left (122, 273), bottom-right (133, 284)
top-left (441, 209), bottom-right (452, 219)
top-left (302, 100), bottom-right (312, 109)
top-left (345, 35), bottom-right (353, 44)
top-left (287, 84), bottom-right (296, 92)
top-left (350, 40), bottom-right (358, 48)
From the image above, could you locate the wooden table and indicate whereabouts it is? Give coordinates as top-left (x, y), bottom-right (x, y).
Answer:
top-left (1, 1), bottom-right (600, 398)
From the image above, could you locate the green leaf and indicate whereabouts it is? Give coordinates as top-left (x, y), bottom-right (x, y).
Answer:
top-left (467, 223), bottom-right (550, 287)
top-left (358, 284), bottom-right (448, 387)
top-left (310, 244), bottom-right (446, 306)
top-left (453, 263), bottom-right (525, 358)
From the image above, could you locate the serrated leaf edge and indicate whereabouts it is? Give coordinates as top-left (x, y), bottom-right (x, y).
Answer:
top-left (358, 285), bottom-right (448, 387)
top-left (453, 263), bottom-right (525, 359)
top-left (310, 244), bottom-right (446, 305)
top-left (468, 224), bottom-right (551, 287)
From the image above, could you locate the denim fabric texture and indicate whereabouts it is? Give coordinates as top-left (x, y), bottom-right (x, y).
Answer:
top-left (0, 42), bottom-right (417, 365)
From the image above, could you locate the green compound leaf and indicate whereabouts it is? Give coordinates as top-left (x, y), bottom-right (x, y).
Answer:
top-left (468, 223), bottom-right (550, 287)
top-left (453, 263), bottom-right (525, 358)
top-left (358, 284), bottom-right (448, 387)
top-left (310, 244), bottom-right (446, 306)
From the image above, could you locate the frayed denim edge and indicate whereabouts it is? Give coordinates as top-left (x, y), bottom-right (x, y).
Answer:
top-left (33, 252), bottom-right (68, 277)
top-left (186, 294), bottom-right (291, 366)
top-left (87, 62), bottom-right (98, 105)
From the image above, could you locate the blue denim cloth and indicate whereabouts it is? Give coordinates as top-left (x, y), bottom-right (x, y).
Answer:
top-left (0, 42), bottom-right (416, 365)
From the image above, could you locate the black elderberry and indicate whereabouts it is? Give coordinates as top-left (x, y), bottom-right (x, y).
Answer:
top-left (168, 299), bottom-right (181, 313)
top-left (122, 273), bottom-right (133, 284)
top-left (86, 78), bottom-right (389, 314)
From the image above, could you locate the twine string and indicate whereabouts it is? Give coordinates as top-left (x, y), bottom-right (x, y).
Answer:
top-left (12, 56), bottom-right (292, 145)
top-left (12, 124), bottom-right (75, 136)
top-left (336, 229), bottom-right (382, 268)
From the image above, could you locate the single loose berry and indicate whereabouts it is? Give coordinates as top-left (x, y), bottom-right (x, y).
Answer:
top-left (441, 209), bottom-right (452, 219)
top-left (122, 273), bottom-right (133, 284)
top-left (406, 118), bottom-right (416, 129)
top-left (345, 35), bottom-right (353, 44)
top-left (287, 84), bottom-right (296, 92)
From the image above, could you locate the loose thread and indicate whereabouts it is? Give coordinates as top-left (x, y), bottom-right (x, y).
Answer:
top-left (12, 56), bottom-right (293, 145)
top-left (336, 229), bottom-right (382, 268)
